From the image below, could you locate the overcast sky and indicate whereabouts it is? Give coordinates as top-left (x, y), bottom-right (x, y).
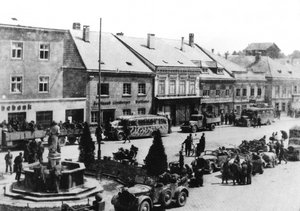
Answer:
top-left (1, 0), bottom-right (300, 55)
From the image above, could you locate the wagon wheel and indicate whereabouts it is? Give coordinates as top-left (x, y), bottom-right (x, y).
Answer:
top-left (138, 200), bottom-right (151, 211)
top-left (59, 136), bottom-right (66, 146)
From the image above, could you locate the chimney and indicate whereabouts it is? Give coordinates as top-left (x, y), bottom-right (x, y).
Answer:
top-left (211, 49), bottom-right (214, 54)
top-left (189, 33), bottom-right (194, 47)
top-left (147, 33), bottom-right (155, 49)
top-left (83, 25), bottom-right (90, 42)
top-left (180, 37), bottom-right (184, 51)
top-left (225, 51), bottom-right (229, 59)
top-left (116, 32), bottom-right (124, 36)
top-left (72, 22), bottom-right (81, 30)
top-left (255, 52), bottom-right (261, 62)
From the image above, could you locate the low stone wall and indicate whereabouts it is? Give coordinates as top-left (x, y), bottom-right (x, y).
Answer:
top-left (0, 205), bottom-right (60, 211)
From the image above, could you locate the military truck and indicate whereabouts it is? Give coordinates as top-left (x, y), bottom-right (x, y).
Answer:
top-left (286, 126), bottom-right (300, 161)
top-left (180, 114), bottom-right (221, 133)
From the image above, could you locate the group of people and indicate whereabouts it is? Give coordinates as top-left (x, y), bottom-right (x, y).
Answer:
top-left (182, 133), bottom-right (206, 157)
top-left (23, 139), bottom-right (45, 163)
top-left (0, 119), bottom-right (40, 132)
top-left (4, 150), bottom-right (23, 182)
top-left (267, 132), bottom-right (288, 164)
top-left (220, 111), bottom-right (236, 125)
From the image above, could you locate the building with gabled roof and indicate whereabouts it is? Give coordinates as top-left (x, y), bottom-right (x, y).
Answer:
top-left (229, 54), bottom-right (300, 115)
top-left (117, 33), bottom-right (235, 124)
top-left (244, 42), bottom-right (281, 58)
top-left (68, 26), bottom-right (154, 125)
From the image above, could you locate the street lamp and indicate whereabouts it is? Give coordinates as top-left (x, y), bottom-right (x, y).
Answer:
top-left (97, 18), bottom-right (102, 160)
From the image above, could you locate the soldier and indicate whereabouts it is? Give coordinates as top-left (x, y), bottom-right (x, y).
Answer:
top-left (5, 150), bottom-right (13, 174)
top-left (199, 133), bottom-right (206, 155)
top-left (182, 134), bottom-right (193, 156)
top-left (122, 120), bottom-right (131, 144)
top-left (278, 144), bottom-right (287, 164)
top-left (14, 152), bottom-right (23, 182)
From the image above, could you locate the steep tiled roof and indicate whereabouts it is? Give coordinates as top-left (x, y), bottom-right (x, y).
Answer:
top-left (199, 47), bottom-right (247, 74)
top-left (116, 35), bottom-right (212, 67)
top-left (228, 55), bottom-right (300, 79)
top-left (244, 42), bottom-right (280, 51)
top-left (70, 30), bottom-right (152, 74)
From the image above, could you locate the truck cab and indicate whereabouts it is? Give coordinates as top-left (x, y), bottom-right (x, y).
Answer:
top-left (286, 126), bottom-right (300, 161)
top-left (180, 114), bottom-right (220, 133)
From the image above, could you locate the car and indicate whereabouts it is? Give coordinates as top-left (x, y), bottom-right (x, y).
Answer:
top-left (180, 114), bottom-right (221, 133)
top-left (201, 150), bottom-right (231, 174)
top-left (111, 175), bottom-right (189, 211)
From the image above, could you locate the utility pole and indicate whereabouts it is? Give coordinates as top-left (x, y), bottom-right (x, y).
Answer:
top-left (97, 18), bottom-right (102, 160)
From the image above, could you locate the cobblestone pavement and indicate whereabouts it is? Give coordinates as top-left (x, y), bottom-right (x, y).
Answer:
top-left (0, 116), bottom-right (300, 210)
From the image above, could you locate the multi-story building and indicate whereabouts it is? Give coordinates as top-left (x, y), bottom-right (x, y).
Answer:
top-left (229, 54), bottom-right (300, 114)
top-left (68, 27), bottom-right (154, 126)
top-left (244, 42), bottom-right (281, 58)
top-left (202, 50), bottom-right (266, 114)
top-left (0, 23), bottom-right (86, 128)
top-left (117, 33), bottom-right (235, 125)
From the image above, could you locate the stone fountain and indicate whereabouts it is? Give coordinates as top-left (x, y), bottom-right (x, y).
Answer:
top-left (3, 123), bottom-right (103, 210)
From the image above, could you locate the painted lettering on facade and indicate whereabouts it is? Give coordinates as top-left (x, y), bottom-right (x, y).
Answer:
top-left (0, 104), bottom-right (32, 112)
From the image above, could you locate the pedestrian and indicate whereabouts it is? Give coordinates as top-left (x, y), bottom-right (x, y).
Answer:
top-left (221, 113), bottom-right (224, 125)
top-left (182, 134), bottom-right (193, 156)
top-left (199, 133), bottom-right (206, 154)
top-left (14, 152), bottom-right (23, 182)
top-left (123, 120), bottom-right (131, 144)
top-left (278, 144), bottom-right (287, 164)
top-left (95, 124), bottom-right (103, 144)
top-left (225, 113), bottom-right (228, 125)
top-left (257, 116), bottom-right (261, 128)
top-left (5, 150), bottom-right (13, 174)
top-left (37, 141), bottom-right (44, 163)
top-left (28, 139), bottom-right (38, 163)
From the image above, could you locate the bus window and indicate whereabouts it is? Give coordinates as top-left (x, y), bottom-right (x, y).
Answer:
top-left (129, 120), bottom-right (137, 126)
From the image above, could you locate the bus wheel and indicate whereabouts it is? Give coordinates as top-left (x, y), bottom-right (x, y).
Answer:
top-left (117, 133), bottom-right (124, 141)
top-left (210, 124), bottom-right (215, 131)
top-left (267, 120), bottom-right (271, 125)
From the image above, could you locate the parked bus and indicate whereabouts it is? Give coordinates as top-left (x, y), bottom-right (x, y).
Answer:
top-left (235, 107), bottom-right (274, 127)
top-left (107, 115), bottom-right (169, 141)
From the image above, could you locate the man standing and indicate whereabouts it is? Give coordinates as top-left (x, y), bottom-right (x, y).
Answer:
top-left (5, 150), bottom-right (13, 174)
top-left (199, 133), bottom-right (206, 155)
top-left (182, 134), bottom-right (193, 156)
top-left (95, 125), bottom-right (103, 160)
top-left (123, 120), bottom-right (131, 144)
top-left (14, 152), bottom-right (23, 182)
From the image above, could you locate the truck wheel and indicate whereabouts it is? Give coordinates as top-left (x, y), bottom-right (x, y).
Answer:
top-left (191, 125), bottom-right (197, 133)
top-left (267, 120), bottom-right (271, 125)
top-left (139, 200), bottom-right (151, 211)
top-left (59, 137), bottom-right (66, 146)
top-left (68, 137), bottom-right (76, 145)
top-left (161, 189), bottom-right (172, 207)
top-left (210, 124), bottom-right (215, 131)
top-left (176, 191), bottom-right (187, 207)
top-left (117, 133), bottom-right (124, 141)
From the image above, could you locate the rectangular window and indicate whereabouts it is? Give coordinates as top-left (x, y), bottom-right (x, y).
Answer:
top-left (123, 83), bottom-right (131, 95)
top-left (39, 44), bottom-right (50, 60)
top-left (179, 80), bottom-right (186, 95)
top-left (169, 80), bottom-right (176, 95)
top-left (189, 81), bottom-right (195, 95)
top-left (123, 109), bottom-right (131, 115)
top-left (250, 88), bottom-right (255, 96)
top-left (158, 80), bottom-right (165, 95)
top-left (138, 83), bottom-right (146, 95)
top-left (282, 103), bottom-right (286, 112)
top-left (203, 89), bottom-right (210, 96)
top-left (36, 111), bottom-right (53, 129)
top-left (236, 88), bottom-right (240, 97)
top-left (138, 108), bottom-right (146, 115)
top-left (11, 76), bottom-right (23, 93)
top-left (98, 83), bottom-right (109, 96)
top-left (91, 111), bottom-right (98, 123)
top-left (38, 76), bottom-right (49, 93)
top-left (242, 88), bottom-right (247, 96)
top-left (275, 86), bottom-right (280, 96)
top-left (282, 87), bottom-right (286, 96)
top-left (257, 88), bottom-right (262, 96)
top-left (294, 86), bottom-right (298, 94)
top-left (11, 42), bottom-right (23, 59)
top-left (225, 89), bottom-right (229, 96)
top-left (216, 89), bottom-right (220, 96)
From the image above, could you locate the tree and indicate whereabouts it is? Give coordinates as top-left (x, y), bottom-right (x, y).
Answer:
top-left (289, 50), bottom-right (300, 58)
top-left (78, 122), bottom-right (95, 167)
top-left (144, 130), bottom-right (168, 176)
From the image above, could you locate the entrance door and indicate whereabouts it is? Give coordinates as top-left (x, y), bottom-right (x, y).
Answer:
top-left (102, 109), bottom-right (115, 125)
top-left (171, 105), bottom-right (176, 126)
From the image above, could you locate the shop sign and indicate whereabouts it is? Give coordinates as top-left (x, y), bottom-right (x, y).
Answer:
top-left (136, 100), bottom-right (150, 104)
top-left (1, 104), bottom-right (32, 112)
top-left (113, 101), bottom-right (130, 105)
top-left (93, 101), bottom-right (111, 106)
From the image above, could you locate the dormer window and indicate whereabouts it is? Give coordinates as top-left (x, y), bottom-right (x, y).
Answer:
top-left (162, 60), bottom-right (168, 64)
top-left (288, 71), bottom-right (292, 74)
top-left (202, 68), bottom-right (208, 73)
top-left (217, 68), bottom-right (224, 74)
top-left (177, 61), bottom-right (183, 64)
top-left (126, 62), bottom-right (132, 66)
top-left (277, 70), bottom-right (282, 73)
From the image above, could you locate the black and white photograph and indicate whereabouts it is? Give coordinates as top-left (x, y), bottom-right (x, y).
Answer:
top-left (0, 0), bottom-right (300, 210)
